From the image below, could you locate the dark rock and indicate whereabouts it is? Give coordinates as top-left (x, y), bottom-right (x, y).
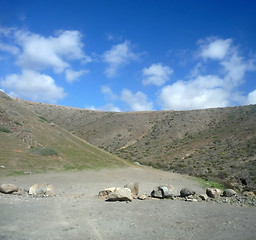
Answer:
top-left (180, 188), bottom-right (195, 197)
top-left (151, 188), bottom-right (163, 198)
top-left (151, 185), bottom-right (175, 199)
top-left (223, 189), bottom-right (236, 197)
top-left (240, 178), bottom-right (247, 185)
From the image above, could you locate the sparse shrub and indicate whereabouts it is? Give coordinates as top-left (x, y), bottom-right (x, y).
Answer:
top-left (14, 121), bottom-right (22, 126)
top-left (30, 147), bottom-right (58, 156)
top-left (38, 116), bottom-right (50, 123)
top-left (0, 125), bottom-right (11, 133)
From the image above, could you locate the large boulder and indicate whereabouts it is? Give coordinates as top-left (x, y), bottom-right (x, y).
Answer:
top-left (0, 183), bottom-right (19, 194)
top-left (223, 189), bottom-right (236, 197)
top-left (29, 184), bottom-right (55, 196)
top-left (151, 188), bottom-right (163, 198)
top-left (206, 188), bottom-right (222, 198)
top-left (106, 188), bottom-right (133, 202)
top-left (124, 182), bottom-right (139, 196)
top-left (180, 188), bottom-right (196, 197)
top-left (151, 185), bottom-right (175, 199)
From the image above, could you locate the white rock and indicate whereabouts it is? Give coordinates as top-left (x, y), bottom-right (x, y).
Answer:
top-left (106, 188), bottom-right (133, 202)
top-left (0, 183), bottom-right (19, 194)
top-left (206, 188), bottom-right (222, 198)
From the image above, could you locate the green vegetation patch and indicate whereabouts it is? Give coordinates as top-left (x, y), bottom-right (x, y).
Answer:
top-left (38, 116), bottom-right (50, 123)
top-left (194, 177), bottom-right (225, 190)
top-left (0, 125), bottom-right (12, 133)
top-left (30, 147), bottom-right (59, 156)
top-left (14, 121), bottom-right (22, 126)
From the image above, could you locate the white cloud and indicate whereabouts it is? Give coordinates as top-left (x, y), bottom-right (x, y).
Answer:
top-left (142, 63), bottom-right (173, 86)
top-left (101, 86), bottom-right (118, 100)
top-left (1, 70), bottom-right (65, 103)
top-left (158, 36), bottom-right (256, 111)
top-left (103, 41), bottom-right (139, 77)
top-left (121, 89), bottom-right (153, 111)
top-left (221, 53), bottom-right (256, 88)
top-left (0, 26), bottom-right (20, 55)
top-left (157, 37), bottom-right (254, 111)
top-left (198, 38), bottom-right (232, 60)
top-left (65, 69), bottom-right (88, 83)
top-left (158, 75), bottom-right (229, 110)
top-left (15, 30), bottom-right (89, 73)
top-left (0, 42), bottom-right (20, 55)
top-left (247, 89), bottom-right (256, 104)
top-left (0, 27), bottom-right (92, 103)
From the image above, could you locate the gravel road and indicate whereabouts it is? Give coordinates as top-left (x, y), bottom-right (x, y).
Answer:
top-left (0, 166), bottom-right (255, 240)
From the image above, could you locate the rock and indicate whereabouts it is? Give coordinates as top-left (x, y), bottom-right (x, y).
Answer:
top-left (180, 188), bottom-right (196, 197)
top-left (134, 162), bottom-right (141, 166)
top-left (151, 185), bottom-right (175, 199)
top-left (0, 166), bottom-right (5, 169)
top-left (199, 194), bottom-right (209, 201)
top-left (45, 184), bottom-right (55, 196)
top-left (243, 191), bottom-right (255, 197)
top-left (124, 182), bottom-right (139, 195)
top-left (0, 183), bottom-right (19, 194)
top-left (160, 186), bottom-right (175, 199)
top-left (151, 188), bottom-right (163, 198)
top-left (50, 122), bottom-right (55, 127)
top-left (106, 188), bottom-right (133, 202)
top-left (138, 194), bottom-right (147, 200)
top-left (223, 189), bottom-right (236, 197)
top-left (29, 184), bottom-right (55, 196)
top-left (206, 188), bottom-right (222, 198)
top-left (98, 187), bottom-right (116, 197)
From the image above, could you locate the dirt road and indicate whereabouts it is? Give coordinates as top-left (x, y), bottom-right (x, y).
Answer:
top-left (0, 166), bottom-right (255, 239)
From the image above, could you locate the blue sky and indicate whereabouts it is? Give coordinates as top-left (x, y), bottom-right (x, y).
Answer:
top-left (0, 0), bottom-right (256, 111)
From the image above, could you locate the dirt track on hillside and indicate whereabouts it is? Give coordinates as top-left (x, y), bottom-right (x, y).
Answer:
top-left (0, 166), bottom-right (256, 240)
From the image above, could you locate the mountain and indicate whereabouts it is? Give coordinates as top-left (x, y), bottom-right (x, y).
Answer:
top-left (0, 91), bottom-right (127, 177)
top-left (17, 97), bottom-right (256, 192)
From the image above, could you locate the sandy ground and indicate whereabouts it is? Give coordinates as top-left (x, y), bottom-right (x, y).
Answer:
top-left (0, 166), bottom-right (256, 240)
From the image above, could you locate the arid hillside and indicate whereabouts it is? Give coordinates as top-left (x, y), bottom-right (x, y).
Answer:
top-left (0, 92), bottom-right (127, 177)
top-left (17, 98), bottom-right (256, 192)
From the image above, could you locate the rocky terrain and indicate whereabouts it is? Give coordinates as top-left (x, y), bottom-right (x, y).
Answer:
top-left (1, 166), bottom-right (256, 240)
top-left (17, 98), bottom-right (256, 193)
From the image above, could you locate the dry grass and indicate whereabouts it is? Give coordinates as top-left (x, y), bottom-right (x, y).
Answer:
top-left (0, 92), bottom-right (128, 178)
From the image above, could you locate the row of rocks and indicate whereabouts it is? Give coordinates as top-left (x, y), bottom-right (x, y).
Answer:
top-left (98, 183), bottom-right (256, 206)
top-left (0, 183), bottom-right (55, 197)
